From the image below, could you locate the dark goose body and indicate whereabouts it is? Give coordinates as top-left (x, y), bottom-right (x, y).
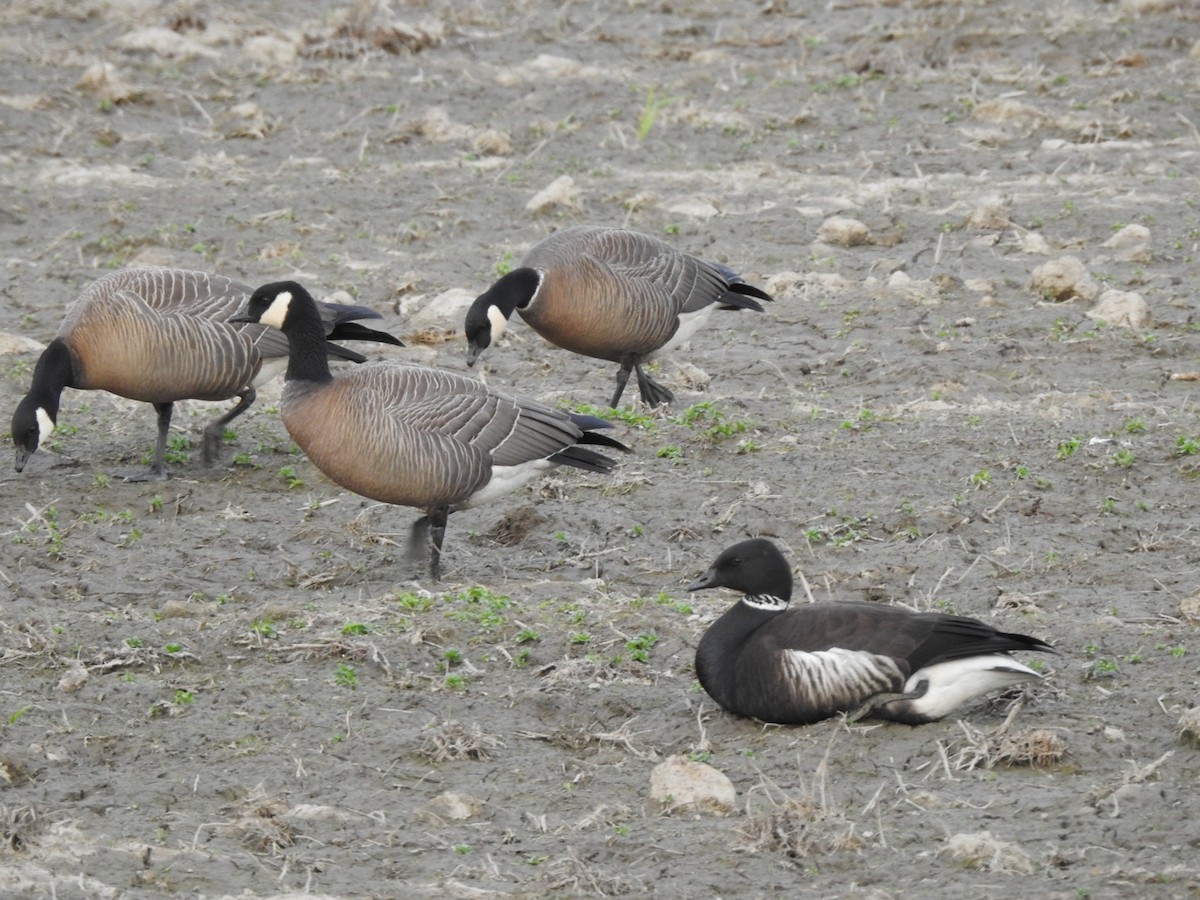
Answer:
top-left (689, 539), bottom-right (1055, 725)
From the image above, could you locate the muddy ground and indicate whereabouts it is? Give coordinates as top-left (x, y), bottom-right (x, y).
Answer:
top-left (1, 0), bottom-right (1200, 897)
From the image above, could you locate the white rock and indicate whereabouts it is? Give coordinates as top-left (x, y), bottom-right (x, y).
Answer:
top-left (1121, 0), bottom-right (1180, 12)
top-left (1019, 231), bottom-right (1053, 255)
top-left (966, 194), bottom-right (1011, 230)
top-left (418, 791), bottom-right (486, 823)
top-left (0, 332), bottom-right (46, 355)
top-left (940, 831), bottom-right (1035, 874)
top-left (667, 198), bottom-right (720, 220)
top-left (1087, 289), bottom-right (1151, 329)
top-left (1029, 255), bottom-right (1100, 301)
top-left (1101, 223), bottom-right (1152, 262)
top-left (75, 61), bottom-right (139, 104)
top-left (57, 663), bottom-right (89, 693)
top-left (816, 215), bottom-right (870, 247)
top-left (244, 35), bottom-right (298, 68)
top-left (1177, 707), bottom-right (1200, 747)
top-left (114, 26), bottom-right (219, 60)
top-left (525, 175), bottom-right (579, 214)
top-left (649, 755), bottom-right (735, 815)
top-left (408, 288), bottom-right (476, 326)
top-left (474, 129), bottom-right (512, 156)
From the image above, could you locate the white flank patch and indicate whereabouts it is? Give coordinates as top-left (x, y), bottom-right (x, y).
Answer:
top-left (658, 305), bottom-right (715, 357)
top-left (462, 461), bottom-right (551, 509)
top-left (260, 291), bottom-right (293, 330)
top-left (780, 646), bottom-right (900, 699)
top-left (898, 655), bottom-right (1041, 720)
top-left (36, 407), bottom-right (55, 445)
top-left (487, 304), bottom-right (508, 341)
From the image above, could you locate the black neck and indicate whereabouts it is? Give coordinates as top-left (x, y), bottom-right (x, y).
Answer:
top-left (280, 300), bottom-right (335, 385)
top-left (491, 267), bottom-right (540, 313)
top-left (30, 339), bottom-right (75, 412)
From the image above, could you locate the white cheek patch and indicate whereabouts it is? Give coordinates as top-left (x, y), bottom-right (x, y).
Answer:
top-left (36, 407), bottom-right (55, 445)
top-left (260, 291), bottom-right (293, 330)
top-left (487, 304), bottom-right (508, 341)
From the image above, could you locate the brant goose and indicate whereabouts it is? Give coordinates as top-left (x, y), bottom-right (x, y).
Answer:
top-left (688, 538), bottom-right (1055, 725)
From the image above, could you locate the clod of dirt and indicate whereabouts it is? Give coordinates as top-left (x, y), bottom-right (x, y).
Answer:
top-left (474, 129), bottom-right (512, 157)
top-left (816, 216), bottom-right (870, 247)
top-left (1101, 224), bottom-right (1152, 263)
top-left (649, 755), bottom-right (735, 816)
top-left (966, 194), bottom-right (1012, 230)
top-left (1179, 591), bottom-right (1200, 623)
top-left (940, 831), bottom-right (1036, 874)
top-left (526, 175), bottom-right (579, 214)
top-left (55, 663), bottom-right (88, 694)
top-left (417, 791), bottom-right (486, 824)
top-left (1029, 255), bottom-right (1101, 301)
top-left (1086, 289), bottom-right (1151, 329)
top-left (486, 506), bottom-right (547, 546)
top-left (75, 62), bottom-right (141, 105)
top-left (1176, 707), bottom-right (1200, 748)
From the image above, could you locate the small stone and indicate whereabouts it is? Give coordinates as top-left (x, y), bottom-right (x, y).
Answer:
top-left (474, 129), bottom-right (512, 156)
top-left (1101, 223), bottom-right (1152, 263)
top-left (1177, 708), bottom-right (1200, 748)
top-left (76, 61), bottom-right (140, 104)
top-left (966, 194), bottom-right (1011, 230)
top-left (526, 175), bottom-right (579, 214)
top-left (1087, 289), bottom-right (1151, 329)
top-left (941, 831), bottom-right (1035, 874)
top-left (408, 288), bottom-right (476, 327)
top-left (1020, 232), bottom-right (1053, 255)
top-left (816, 215), bottom-right (870, 247)
top-left (649, 755), bottom-right (735, 816)
top-left (418, 791), bottom-right (486, 824)
top-left (1029, 255), bottom-right (1100, 301)
top-left (0, 332), bottom-right (46, 355)
top-left (57, 663), bottom-right (89, 693)
top-left (244, 35), bottom-right (298, 68)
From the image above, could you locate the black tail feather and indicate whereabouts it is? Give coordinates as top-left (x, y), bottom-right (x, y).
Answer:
top-left (327, 321), bottom-right (404, 347)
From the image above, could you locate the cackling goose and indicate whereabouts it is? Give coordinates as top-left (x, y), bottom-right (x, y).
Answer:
top-left (231, 280), bottom-right (631, 581)
top-left (10, 267), bottom-right (401, 480)
top-left (465, 226), bottom-right (773, 408)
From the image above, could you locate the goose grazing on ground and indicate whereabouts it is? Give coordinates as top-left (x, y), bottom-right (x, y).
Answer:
top-left (687, 539), bottom-right (1055, 726)
top-left (464, 226), bottom-right (774, 408)
top-left (10, 267), bottom-right (402, 481)
top-left (231, 280), bottom-right (631, 581)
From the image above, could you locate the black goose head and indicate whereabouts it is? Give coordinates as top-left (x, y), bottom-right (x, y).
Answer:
top-left (688, 538), bottom-right (793, 606)
top-left (230, 281), bottom-right (315, 331)
top-left (465, 268), bottom-right (540, 367)
top-left (11, 339), bottom-right (73, 473)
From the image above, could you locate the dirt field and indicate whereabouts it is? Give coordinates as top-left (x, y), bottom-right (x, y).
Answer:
top-left (2, 0), bottom-right (1200, 897)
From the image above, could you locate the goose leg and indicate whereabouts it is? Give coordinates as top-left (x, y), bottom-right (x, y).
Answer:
top-left (427, 507), bottom-right (450, 582)
top-left (120, 401), bottom-right (174, 482)
top-left (407, 514), bottom-right (430, 568)
top-left (202, 388), bottom-right (256, 467)
top-left (634, 364), bottom-right (674, 408)
top-left (407, 508), bottom-right (450, 581)
top-left (609, 364), bottom-right (633, 408)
